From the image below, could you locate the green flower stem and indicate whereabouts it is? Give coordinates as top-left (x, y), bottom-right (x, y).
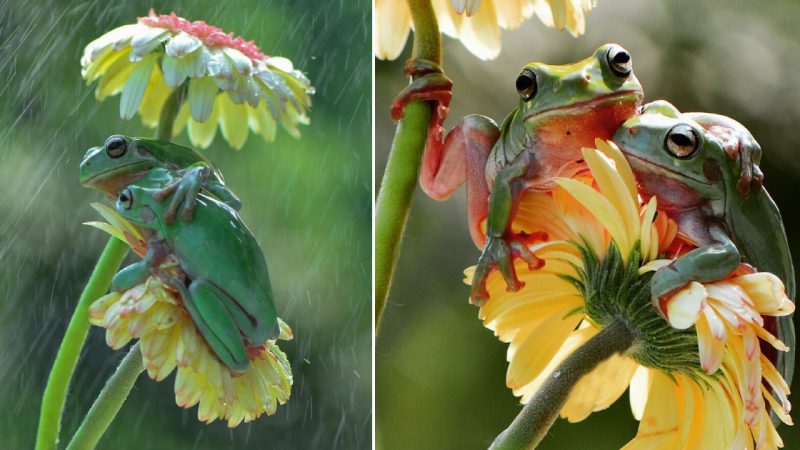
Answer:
top-left (375, 0), bottom-right (441, 331)
top-left (490, 318), bottom-right (636, 450)
top-left (156, 83), bottom-right (187, 141)
top-left (66, 343), bottom-right (144, 450)
top-left (35, 238), bottom-right (129, 450)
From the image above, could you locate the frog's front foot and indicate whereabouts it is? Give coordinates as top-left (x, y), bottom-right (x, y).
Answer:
top-left (470, 232), bottom-right (547, 306)
top-left (391, 59), bottom-right (453, 143)
top-left (708, 125), bottom-right (764, 197)
top-left (649, 264), bottom-right (695, 318)
top-left (153, 165), bottom-right (210, 224)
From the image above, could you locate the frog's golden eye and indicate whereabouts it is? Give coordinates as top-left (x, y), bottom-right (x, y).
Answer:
top-left (118, 188), bottom-right (134, 210)
top-left (607, 46), bottom-right (632, 77)
top-left (665, 125), bottom-right (699, 159)
top-left (105, 135), bottom-right (128, 159)
top-left (516, 68), bottom-right (537, 101)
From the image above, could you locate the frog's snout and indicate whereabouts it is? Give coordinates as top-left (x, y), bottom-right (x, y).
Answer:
top-left (79, 146), bottom-right (102, 176)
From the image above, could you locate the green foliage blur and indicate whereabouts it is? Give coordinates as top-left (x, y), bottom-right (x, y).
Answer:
top-left (376, 0), bottom-right (800, 448)
top-left (0, 0), bottom-right (370, 448)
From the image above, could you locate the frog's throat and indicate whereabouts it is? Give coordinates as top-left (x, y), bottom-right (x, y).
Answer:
top-left (522, 90), bottom-right (643, 124)
top-left (81, 162), bottom-right (153, 189)
top-left (622, 151), bottom-right (710, 186)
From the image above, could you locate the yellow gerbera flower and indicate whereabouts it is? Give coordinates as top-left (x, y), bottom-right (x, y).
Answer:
top-left (374, 0), bottom-right (598, 61)
top-left (85, 208), bottom-right (293, 427)
top-left (465, 140), bottom-right (793, 448)
top-left (81, 10), bottom-right (313, 149)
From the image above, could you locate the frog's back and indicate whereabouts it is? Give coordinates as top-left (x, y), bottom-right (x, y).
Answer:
top-left (167, 195), bottom-right (278, 344)
top-left (136, 138), bottom-right (225, 182)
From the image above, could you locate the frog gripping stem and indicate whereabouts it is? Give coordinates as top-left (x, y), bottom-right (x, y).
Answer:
top-left (390, 58), bottom-right (453, 147)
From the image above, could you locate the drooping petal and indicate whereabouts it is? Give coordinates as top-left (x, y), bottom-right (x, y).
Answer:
top-left (663, 281), bottom-right (706, 329)
top-left (120, 54), bottom-right (156, 120)
top-left (374, 0), bottom-right (412, 60)
top-left (188, 76), bottom-right (219, 122)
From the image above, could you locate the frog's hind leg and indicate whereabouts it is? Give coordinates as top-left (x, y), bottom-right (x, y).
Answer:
top-left (176, 279), bottom-right (249, 373)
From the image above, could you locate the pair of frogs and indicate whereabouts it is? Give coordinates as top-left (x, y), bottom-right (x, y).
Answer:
top-left (80, 136), bottom-right (277, 373)
top-left (393, 44), bottom-right (794, 386)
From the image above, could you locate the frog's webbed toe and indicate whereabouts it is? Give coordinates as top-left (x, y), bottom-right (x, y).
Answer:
top-left (470, 232), bottom-right (547, 306)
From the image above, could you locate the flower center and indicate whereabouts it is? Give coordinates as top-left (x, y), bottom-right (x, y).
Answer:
top-left (575, 242), bottom-right (701, 375)
top-left (138, 9), bottom-right (268, 62)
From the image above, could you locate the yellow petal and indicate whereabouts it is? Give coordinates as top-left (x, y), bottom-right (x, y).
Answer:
top-left (217, 93), bottom-right (250, 149)
top-left (455, 0), bottom-right (501, 60)
top-left (561, 354), bottom-right (638, 422)
top-left (506, 308), bottom-right (584, 393)
top-left (374, 0), bottom-right (412, 60)
top-left (555, 177), bottom-right (630, 257)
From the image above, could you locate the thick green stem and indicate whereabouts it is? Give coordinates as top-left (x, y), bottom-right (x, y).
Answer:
top-left (490, 319), bottom-right (636, 450)
top-left (156, 83), bottom-right (187, 141)
top-left (375, 0), bottom-right (441, 332)
top-left (66, 344), bottom-right (143, 450)
top-left (35, 238), bottom-right (129, 450)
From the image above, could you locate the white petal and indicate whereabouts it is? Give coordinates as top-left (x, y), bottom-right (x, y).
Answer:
top-left (451, 0), bottom-right (467, 14)
top-left (188, 77), bottom-right (219, 122)
top-left (465, 0), bottom-right (481, 16)
top-left (129, 27), bottom-right (168, 61)
top-left (224, 48), bottom-right (254, 75)
top-left (265, 57), bottom-right (294, 73)
top-left (82, 23), bottom-right (142, 65)
top-left (165, 31), bottom-right (202, 58)
top-left (160, 54), bottom-right (190, 88)
top-left (664, 281), bottom-right (706, 329)
top-left (120, 54), bottom-right (156, 120)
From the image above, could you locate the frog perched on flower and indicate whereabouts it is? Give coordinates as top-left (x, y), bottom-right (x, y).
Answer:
top-left (82, 10), bottom-right (314, 149)
top-left (85, 167), bottom-right (293, 426)
top-left (468, 137), bottom-right (794, 449)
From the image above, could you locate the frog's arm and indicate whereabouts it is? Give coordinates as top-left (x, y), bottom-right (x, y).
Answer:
top-left (153, 162), bottom-right (241, 224)
top-left (110, 261), bottom-right (150, 292)
top-left (650, 221), bottom-right (740, 302)
top-left (110, 244), bottom-right (161, 292)
top-left (683, 112), bottom-right (763, 197)
top-left (470, 157), bottom-right (544, 305)
top-left (419, 114), bottom-right (500, 247)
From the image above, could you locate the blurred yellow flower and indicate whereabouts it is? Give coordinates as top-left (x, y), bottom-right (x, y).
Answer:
top-left (85, 208), bottom-right (293, 427)
top-left (374, 0), bottom-right (597, 61)
top-left (465, 140), bottom-right (793, 449)
top-left (81, 10), bottom-right (314, 149)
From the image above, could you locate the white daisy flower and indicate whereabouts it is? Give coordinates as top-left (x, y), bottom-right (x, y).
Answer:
top-left (82, 10), bottom-right (314, 149)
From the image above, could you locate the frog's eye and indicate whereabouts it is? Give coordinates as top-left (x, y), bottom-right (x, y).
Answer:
top-left (515, 68), bottom-right (537, 101)
top-left (607, 46), bottom-right (632, 77)
top-left (105, 135), bottom-right (127, 158)
top-left (665, 125), bottom-right (699, 159)
top-left (119, 188), bottom-right (134, 210)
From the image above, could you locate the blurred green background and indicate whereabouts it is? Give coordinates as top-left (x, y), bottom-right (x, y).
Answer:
top-left (376, 0), bottom-right (800, 448)
top-left (0, 0), bottom-right (370, 448)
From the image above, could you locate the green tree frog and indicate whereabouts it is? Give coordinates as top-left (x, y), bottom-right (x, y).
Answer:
top-left (614, 101), bottom-right (795, 387)
top-left (80, 135), bottom-right (241, 223)
top-left (110, 171), bottom-right (278, 372)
